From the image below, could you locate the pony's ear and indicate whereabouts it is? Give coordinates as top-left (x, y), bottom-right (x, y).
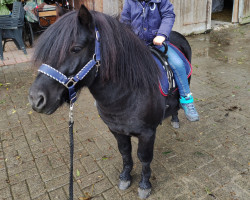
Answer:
top-left (56, 3), bottom-right (66, 19)
top-left (78, 4), bottom-right (93, 28)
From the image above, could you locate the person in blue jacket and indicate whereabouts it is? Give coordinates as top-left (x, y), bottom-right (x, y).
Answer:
top-left (120, 0), bottom-right (199, 122)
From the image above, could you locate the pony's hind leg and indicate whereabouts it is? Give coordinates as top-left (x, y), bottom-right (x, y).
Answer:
top-left (111, 131), bottom-right (133, 190)
top-left (171, 113), bottom-right (180, 128)
top-left (137, 129), bottom-right (156, 199)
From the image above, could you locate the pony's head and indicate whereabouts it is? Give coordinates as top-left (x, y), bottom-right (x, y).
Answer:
top-left (29, 4), bottom-right (160, 115)
top-left (29, 5), bottom-right (96, 114)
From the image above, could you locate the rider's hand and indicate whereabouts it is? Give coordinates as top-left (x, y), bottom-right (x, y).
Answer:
top-left (153, 36), bottom-right (166, 46)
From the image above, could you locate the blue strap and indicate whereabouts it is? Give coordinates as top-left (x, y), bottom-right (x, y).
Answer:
top-left (74, 59), bottom-right (97, 81)
top-left (95, 29), bottom-right (101, 61)
top-left (38, 64), bottom-right (68, 85)
top-left (68, 86), bottom-right (77, 103)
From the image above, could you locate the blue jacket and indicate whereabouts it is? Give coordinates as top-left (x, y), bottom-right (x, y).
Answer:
top-left (120, 0), bottom-right (175, 44)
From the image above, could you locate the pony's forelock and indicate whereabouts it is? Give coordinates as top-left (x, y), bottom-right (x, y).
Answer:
top-left (33, 11), bottom-right (80, 68)
top-left (33, 10), bottom-right (160, 92)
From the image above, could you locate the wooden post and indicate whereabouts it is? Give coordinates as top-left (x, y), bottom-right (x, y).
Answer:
top-left (94, 0), bottom-right (103, 12)
top-left (232, 0), bottom-right (239, 23)
top-left (206, 0), bottom-right (212, 30)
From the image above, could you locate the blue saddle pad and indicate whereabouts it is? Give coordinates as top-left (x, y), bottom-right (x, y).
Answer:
top-left (153, 43), bottom-right (192, 96)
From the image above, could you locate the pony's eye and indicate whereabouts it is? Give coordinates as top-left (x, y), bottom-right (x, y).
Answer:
top-left (70, 46), bottom-right (82, 54)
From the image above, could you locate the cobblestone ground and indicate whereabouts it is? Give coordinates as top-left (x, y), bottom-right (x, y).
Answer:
top-left (0, 24), bottom-right (249, 200)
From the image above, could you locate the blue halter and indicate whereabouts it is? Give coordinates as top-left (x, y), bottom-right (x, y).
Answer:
top-left (38, 28), bottom-right (101, 104)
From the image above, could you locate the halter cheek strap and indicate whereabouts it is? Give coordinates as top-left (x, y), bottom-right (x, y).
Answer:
top-left (38, 28), bottom-right (101, 104)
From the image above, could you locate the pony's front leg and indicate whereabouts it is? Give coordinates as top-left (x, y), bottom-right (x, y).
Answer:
top-left (111, 131), bottom-right (133, 190)
top-left (171, 113), bottom-right (180, 128)
top-left (137, 129), bottom-right (156, 199)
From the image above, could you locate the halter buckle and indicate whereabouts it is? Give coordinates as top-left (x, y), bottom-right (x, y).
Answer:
top-left (69, 103), bottom-right (74, 123)
top-left (65, 77), bottom-right (77, 89)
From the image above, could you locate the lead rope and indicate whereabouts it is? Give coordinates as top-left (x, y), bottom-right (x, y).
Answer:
top-left (69, 103), bottom-right (74, 200)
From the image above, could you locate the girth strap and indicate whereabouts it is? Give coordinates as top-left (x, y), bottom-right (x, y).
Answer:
top-left (149, 45), bottom-right (175, 92)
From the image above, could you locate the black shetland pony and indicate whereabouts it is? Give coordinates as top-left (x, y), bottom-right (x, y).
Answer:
top-left (29, 5), bottom-right (192, 199)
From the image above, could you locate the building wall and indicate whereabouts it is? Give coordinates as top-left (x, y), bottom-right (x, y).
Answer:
top-left (239, 0), bottom-right (250, 24)
top-left (71, 0), bottom-right (212, 35)
top-left (170, 0), bottom-right (212, 35)
top-left (119, 0), bottom-right (212, 35)
top-left (70, 0), bottom-right (123, 14)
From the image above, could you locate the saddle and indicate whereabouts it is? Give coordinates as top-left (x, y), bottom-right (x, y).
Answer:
top-left (148, 43), bottom-right (176, 96)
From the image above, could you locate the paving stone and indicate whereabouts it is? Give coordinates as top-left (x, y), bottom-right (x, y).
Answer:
top-left (200, 160), bottom-right (224, 177)
top-left (48, 187), bottom-right (68, 200)
top-left (82, 140), bottom-right (104, 161)
top-left (81, 155), bottom-right (100, 174)
top-left (119, 190), bottom-right (138, 200)
top-left (0, 169), bottom-right (8, 189)
top-left (234, 173), bottom-right (250, 193)
top-left (44, 173), bottom-right (69, 192)
top-left (210, 167), bottom-right (237, 186)
top-left (161, 155), bottom-right (186, 169)
top-left (8, 167), bottom-right (39, 185)
top-left (96, 155), bottom-right (122, 170)
top-left (189, 169), bottom-right (221, 192)
top-left (11, 181), bottom-right (29, 200)
top-left (32, 145), bottom-right (58, 159)
top-left (67, 147), bottom-right (89, 163)
top-left (182, 177), bottom-right (207, 198)
top-left (26, 175), bottom-right (46, 199)
top-left (90, 195), bottom-right (105, 200)
top-left (173, 194), bottom-right (192, 200)
top-left (82, 178), bottom-right (113, 196)
top-left (7, 160), bottom-right (36, 176)
top-left (103, 187), bottom-right (122, 200)
top-left (78, 170), bottom-right (105, 189)
top-left (73, 159), bottom-right (88, 180)
top-left (40, 165), bottom-right (68, 182)
top-left (0, 187), bottom-right (12, 199)
top-left (32, 193), bottom-right (50, 200)
top-left (63, 181), bottom-right (84, 199)
top-left (35, 156), bottom-right (52, 173)
top-left (101, 165), bottom-right (120, 186)
top-left (17, 147), bottom-right (33, 162)
top-left (213, 182), bottom-right (250, 200)
top-left (47, 151), bottom-right (66, 169)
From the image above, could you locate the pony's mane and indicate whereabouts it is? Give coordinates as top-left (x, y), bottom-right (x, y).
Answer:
top-left (33, 10), bottom-right (160, 92)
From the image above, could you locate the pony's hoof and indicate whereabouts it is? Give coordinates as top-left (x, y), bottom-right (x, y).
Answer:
top-left (138, 188), bottom-right (151, 199)
top-left (171, 121), bottom-right (180, 129)
top-left (118, 180), bottom-right (131, 190)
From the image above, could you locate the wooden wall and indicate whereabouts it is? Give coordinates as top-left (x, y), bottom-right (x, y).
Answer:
top-left (71, 0), bottom-right (213, 35)
top-left (70, 0), bottom-right (123, 15)
top-left (69, 0), bottom-right (102, 12)
top-left (170, 0), bottom-right (212, 35)
top-left (239, 0), bottom-right (250, 24)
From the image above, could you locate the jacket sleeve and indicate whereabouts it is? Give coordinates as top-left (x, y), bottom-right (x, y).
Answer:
top-left (120, 0), bottom-right (131, 25)
top-left (157, 0), bottom-right (175, 39)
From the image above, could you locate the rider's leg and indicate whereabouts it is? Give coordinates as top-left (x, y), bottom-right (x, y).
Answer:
top-left (166, 45), bottom-right (199, 122)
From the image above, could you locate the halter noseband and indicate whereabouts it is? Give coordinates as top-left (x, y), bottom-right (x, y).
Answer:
top-left (38, 28), bottom-right (101, 104)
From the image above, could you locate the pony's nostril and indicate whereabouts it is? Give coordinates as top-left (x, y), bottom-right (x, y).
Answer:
top-left (36, 94), bottom-right (45, 109)
top-left (29, 92), bottom-right (46, 111)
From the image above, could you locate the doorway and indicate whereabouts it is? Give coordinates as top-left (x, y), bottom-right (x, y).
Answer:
top-left (212, 0), bottom-right (234, 22)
